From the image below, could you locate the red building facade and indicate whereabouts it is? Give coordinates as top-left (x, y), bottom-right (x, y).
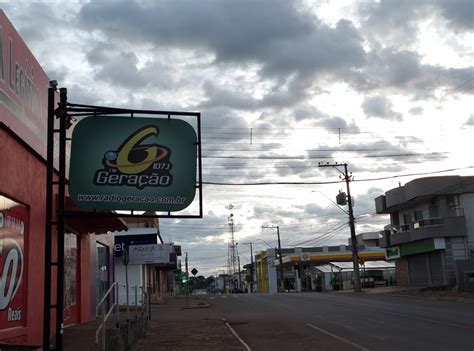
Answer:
top-left (0, 10), bottom-right (124, 347)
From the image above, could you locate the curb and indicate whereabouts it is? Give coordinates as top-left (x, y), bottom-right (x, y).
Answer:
top-left (222, 319), bottom-right (251, 351)
top-left (389, 294), bottom-right (474, 303)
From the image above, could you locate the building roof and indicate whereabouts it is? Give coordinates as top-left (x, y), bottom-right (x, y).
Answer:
top-left (376, 176), bottom-right (474, 213)
top-left (315, 261), bottom-right (395, 273)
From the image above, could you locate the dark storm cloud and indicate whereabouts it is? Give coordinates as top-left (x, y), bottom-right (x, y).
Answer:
top-left (273, 160), bottom-right (310, 178)
top-left (86, 42), bottom-right (177, 90)
top-left (200, 107), bottom-right (249, 132)
top-left (199, 82), bottom-right (260, 111)
top-left (5, 2), bottom-right (62, 42)
top-left (297, 106), bottom-right (362, 132)
top-left (358, 0), bottom-right (428, 44)
top-left (434, 0), bottom-right (474, 31)
top-left (359, 0), bottom-right (473, 42)
top-left (361, 96), bottom-right (403, 121)
top-left (199, 76), bottom-right (312, 112)
top-left (67, 84), bottom-right (103, 106)
top-left (79, 1), bottom-right (366, 82)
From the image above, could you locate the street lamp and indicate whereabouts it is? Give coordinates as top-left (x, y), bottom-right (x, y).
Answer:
top-left (262, 225), bottom-right (285, 293)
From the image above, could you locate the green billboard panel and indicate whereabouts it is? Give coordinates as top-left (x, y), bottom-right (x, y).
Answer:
top-left (69, 116), bottom-right (197, 211)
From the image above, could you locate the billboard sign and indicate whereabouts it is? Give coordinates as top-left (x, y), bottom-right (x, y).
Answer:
top-left (69, 116), bottom-right (197, 211)
top-left (0, 10), bottom-right (49, 158)
top-left (0, 198), bottom-right (27, 330)
top-left (128, 243), bottom-right (172, 265)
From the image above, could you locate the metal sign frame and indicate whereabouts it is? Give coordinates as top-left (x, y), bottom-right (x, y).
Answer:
top-left (43, 83), bottom-right (202, 350)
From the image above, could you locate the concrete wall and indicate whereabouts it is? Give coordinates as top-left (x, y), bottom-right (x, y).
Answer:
top-left (460, 194), bottom-right (474, 253)
top-left (455, 259), bottom-right (474, 292)
top-left (114, 263), bottom-right (145, 306)
top-left (266, 249), bottom-right (278, 294)
top-left (395, 257), bottom-right (410, 286)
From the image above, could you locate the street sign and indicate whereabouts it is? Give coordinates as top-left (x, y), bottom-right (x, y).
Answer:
top-left (191, 268), bottom-right (198, 276)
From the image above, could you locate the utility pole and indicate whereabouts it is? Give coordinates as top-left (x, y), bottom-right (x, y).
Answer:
top-left (236, 243), bottom-right (241, 291)
top-left (243, 242), bottom-right (254, 293)
top-left (262, 225), bottom-right (285, 293)
top-left (318, 162), bottom-right (361, 292)
top-left (185, 252), bottom-right (190, 296)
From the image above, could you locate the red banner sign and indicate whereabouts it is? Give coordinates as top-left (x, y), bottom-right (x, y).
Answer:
top-left (0, 10), bottom-right (50, 158)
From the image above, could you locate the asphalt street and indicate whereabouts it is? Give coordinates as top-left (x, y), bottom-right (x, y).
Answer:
top-left (168, 292), bottom-right (474, 351)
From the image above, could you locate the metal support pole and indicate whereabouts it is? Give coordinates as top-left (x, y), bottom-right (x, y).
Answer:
top-left (55, 87), bottom-right (68, 350)
top-left (116, 284), bottom-right (120, 328)
top-left (125, 264), bottom-right (129, 321)
top-left (102, 304), bottom-right (106, 351)
top-left (185, 252), bottom-right (189, 296)
top-left (43, 82), bottom-right (56, 351)
top-left (135, 285), bottom-right (138, 318)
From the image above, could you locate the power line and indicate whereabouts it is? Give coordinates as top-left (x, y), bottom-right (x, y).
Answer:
top-left (201, 152), bottom-right (445, 160)
top-left (202, 166), bottom-right (474, 186)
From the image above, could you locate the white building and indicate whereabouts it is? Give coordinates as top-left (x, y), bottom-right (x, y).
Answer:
top-left (375, 176), bottom-right (474, 291)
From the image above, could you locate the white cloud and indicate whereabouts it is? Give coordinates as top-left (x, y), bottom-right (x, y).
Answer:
top-left (4, 1), bottom-right (473, 276)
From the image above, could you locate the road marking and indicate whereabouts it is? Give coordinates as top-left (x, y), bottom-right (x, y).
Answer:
top-left (307, 324), bottom-right (370, 351)
top-left (224, 320), bottom-right (252, 351)
top-left (311, 298), bottom-right (474, 331)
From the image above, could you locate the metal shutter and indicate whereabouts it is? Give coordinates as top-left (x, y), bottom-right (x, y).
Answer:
top-left (408, 254), bottom-right (430, 285)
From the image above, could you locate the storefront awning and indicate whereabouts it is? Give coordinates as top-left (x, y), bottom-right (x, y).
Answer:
top-left (65, 197), bottom-right (128, 234)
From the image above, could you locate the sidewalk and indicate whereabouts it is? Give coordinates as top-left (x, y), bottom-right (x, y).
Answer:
top-left (136, 296), bottom-right (246, 351)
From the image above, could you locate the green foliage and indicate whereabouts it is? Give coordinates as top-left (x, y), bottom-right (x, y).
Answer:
top-left (189, 275), bottom-right (215, 290)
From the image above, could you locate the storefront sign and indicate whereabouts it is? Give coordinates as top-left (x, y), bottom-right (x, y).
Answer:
top-left (114, 234), bottom-right (158, 257)
top-left (0, 11), bottom-right (49, 158)
top-left (128, 243), bottom-right (172, 265)
top-left (0, 200), bottom-right (27, 329)
top-left (69, 116), bottom-right (197, 211)
top-left (385, 246), bottom-right (400, 260)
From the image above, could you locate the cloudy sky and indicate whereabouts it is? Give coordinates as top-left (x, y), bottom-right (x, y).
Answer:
top-left (4, 0), bottom-right (473, 276)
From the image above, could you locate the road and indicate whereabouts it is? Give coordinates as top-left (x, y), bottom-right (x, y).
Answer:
top-left (187, 292), bottom-right (474, 351)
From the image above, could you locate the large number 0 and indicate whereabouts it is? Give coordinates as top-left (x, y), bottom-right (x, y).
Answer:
top-left (0, 248), bottom-right (19, 309)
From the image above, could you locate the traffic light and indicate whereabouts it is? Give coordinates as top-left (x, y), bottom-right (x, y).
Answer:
top-left (181, 274), bottom-right (188, 284)
top-left (174, 270), bottom-right (181, 281)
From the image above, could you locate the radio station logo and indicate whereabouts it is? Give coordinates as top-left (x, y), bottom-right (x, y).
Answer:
top-left (93, 125), bottom-right (173, 189)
